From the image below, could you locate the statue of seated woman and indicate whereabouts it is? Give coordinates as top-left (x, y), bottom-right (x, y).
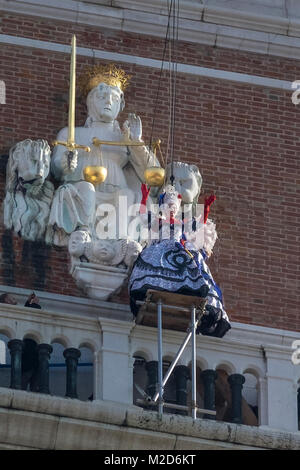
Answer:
top-left (46, 64), bottom-right (160, 248)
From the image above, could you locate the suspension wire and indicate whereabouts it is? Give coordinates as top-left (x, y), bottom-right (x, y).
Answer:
top-left (170, 0), bottom-right (179, 186)
top-left (165, 35), bottom-right (173, 170)
top-left (149, 0), bottom-right (173, 154)
top-left (169, 1), bottom-right (175, 185)
top-left (175, 0), bottom-right (180, 159)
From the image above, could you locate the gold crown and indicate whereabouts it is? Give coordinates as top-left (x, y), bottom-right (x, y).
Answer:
top-left (78, 64), bottom-right (131, 97)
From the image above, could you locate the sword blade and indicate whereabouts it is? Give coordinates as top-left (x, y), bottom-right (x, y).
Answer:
top-left (68, 34), bottom-right (76, 144)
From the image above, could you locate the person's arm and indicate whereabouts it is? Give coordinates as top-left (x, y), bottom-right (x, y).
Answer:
top-left (24, 294), bottom-right (41, 310)
top-left (204, 194), bottom-right (216, 224)
top-left (140, 183), bottom-right (150, 215)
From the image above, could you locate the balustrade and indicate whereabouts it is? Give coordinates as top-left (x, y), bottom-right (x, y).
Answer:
top-left (0, 298), bottom-right (299, 432)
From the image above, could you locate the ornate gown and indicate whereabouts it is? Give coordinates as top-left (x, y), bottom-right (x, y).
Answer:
top-left (129, 216), bottom-right (231, 338)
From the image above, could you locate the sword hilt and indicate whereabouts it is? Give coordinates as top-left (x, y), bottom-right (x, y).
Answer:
top-left (52, 140), bottom-right (91, 153)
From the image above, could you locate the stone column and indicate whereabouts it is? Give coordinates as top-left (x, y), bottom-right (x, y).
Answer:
top-left (146, 361), bottom-right (158, 399)
top-left (63, 348), bottom-right (81, 399)
top-left (174, 365), bottom-right (190, 407)
top-left (7, 339), bottom-right (23, 390)
top-left (98, 318), bottom-right (133, 404)
top-left (257, 377), bottom-right (267, 426)
top-left (201, 369), bottom-right (218, 420)
top-left (37, 343), bottom-right (53, 394)
top-left (228, 373), bottom-right (245, 424)
top-left (264, 348), bottom-right (298, 432)
top-left (93, 350), bottom-right (100, 401)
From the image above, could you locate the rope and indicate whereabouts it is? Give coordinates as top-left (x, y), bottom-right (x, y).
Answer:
top-left (147, 0), bottom-right (181, 184)
top-left (149, 0), bottom-right (174, 152)
top-left (169, 0), bottom-right (180, 186)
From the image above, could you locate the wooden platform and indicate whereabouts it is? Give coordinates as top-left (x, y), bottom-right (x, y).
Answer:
top-left (135, 290), bottom-right (207, 332)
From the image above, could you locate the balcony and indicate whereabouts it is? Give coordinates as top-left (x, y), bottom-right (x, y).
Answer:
top-left (0, 284), bottom-right (299, 444)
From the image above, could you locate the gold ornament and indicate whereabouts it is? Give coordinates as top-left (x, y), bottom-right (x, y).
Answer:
top-left (83, 165), bottom-right (107, 185)
top-left (144, 167), bottom-right (165, 187)
top-left (78, 63), bottom-right (131, 97)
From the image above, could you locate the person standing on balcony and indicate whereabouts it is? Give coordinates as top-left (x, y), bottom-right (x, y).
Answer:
top-left (0, 292), bottom-right (41, 309)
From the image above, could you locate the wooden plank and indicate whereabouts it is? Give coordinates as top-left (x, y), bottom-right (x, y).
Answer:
top-left (135, 289), bottom-right (206, 332)
top-left (145, 290), bottom-right (207, 310)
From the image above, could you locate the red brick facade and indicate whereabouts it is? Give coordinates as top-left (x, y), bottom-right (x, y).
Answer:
top-left (0, 13), bottom-right (299, 331)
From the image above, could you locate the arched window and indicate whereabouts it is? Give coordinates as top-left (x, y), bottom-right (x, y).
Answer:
top-left (242, 372), bottom-right (259, 423)
top-left (49, 342), bottom-right (66, 397)
top-left (162, 359), bottom-right (177, 413)
top-left (133, 355), bottom-right (147, 406)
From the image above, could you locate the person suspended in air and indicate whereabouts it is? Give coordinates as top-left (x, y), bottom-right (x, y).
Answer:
top-left (129, 183), bottom-right (231, 338)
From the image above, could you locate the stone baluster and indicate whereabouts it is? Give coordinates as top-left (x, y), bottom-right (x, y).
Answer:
top-left (174, 365), bottom-right (190, 407)
top-left (37, 343), bottom-right (53, 394)
top-left (228, 373), bottom-right (245, 424)
top-left (145, 361), bottom-right (158, 399)
top-left (7, 339), bottom-right (23, 390)
top-left (63, 348), bottom-right (81, 399)
top-left (201, 369), bottom-right (218, 420)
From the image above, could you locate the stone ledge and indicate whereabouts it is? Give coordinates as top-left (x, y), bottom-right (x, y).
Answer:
top-left (1, 284), bottom-right (299, 347)
top-left (0, 283), bottom-right (132, 319)
top-left (0, 388), bottom-right (129, 427)
top-left (0, 388), bottom-right (299, 449)
top-left (126, 406), bottom-right (300, 450)
top-left (2, 0), bottom-right (300, 59)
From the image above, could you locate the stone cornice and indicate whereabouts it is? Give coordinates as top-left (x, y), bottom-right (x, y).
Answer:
top-left (0, 33), bottom-right (293, 91)
top-left (0, 284), bottom-right (132, 321)
top-left (1, 0), bottom-right (300, 59)
top-left (0, 302), bottom-right (98, 331)
top-left (132, 321), bottom-right (300, 352)
top-left (0, 387), bottom-right (299, 449)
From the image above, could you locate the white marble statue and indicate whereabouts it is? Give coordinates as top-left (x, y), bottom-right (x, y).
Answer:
top-left (3, 139), bottom-right (54, 241)
top-left (163, 161), bottom-right (202, 209)
top-left (46, 64), bottom-right (160, 248)
top-left (1, 65), bottom-right (206, 301)
top-left (68, 230), bottom-right (142, 269)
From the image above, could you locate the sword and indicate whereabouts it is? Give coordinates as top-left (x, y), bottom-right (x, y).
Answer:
top-left (52, 35), bottom-right (90, 154)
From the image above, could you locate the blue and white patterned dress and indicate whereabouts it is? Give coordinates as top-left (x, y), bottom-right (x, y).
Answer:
top-left (129, 219), bottom-right (231, 338)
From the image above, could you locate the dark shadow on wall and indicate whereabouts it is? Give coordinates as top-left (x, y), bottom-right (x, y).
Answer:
top-left (0, 154), bottom-right (15, 286)
top-left (1, 230), bottom-right (16, 286)
top-left (0, 152), bottom-right (51, 290)
top-left (21, 240), bottom-right (52, 291)
top-left (0, 154), bottom-right (9, 175)
top-left (1, 232), bottom-right (52, 291)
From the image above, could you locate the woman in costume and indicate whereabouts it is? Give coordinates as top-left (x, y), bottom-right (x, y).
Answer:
top-left (129, 183), bottom-right (231, 338)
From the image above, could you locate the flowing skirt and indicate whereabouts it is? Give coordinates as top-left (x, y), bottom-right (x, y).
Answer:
top-left (129, 239), bottom-right (231, 338)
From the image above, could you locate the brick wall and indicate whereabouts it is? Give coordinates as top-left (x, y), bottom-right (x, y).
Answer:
top-left (0, 13), bottom-right (299, 331)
